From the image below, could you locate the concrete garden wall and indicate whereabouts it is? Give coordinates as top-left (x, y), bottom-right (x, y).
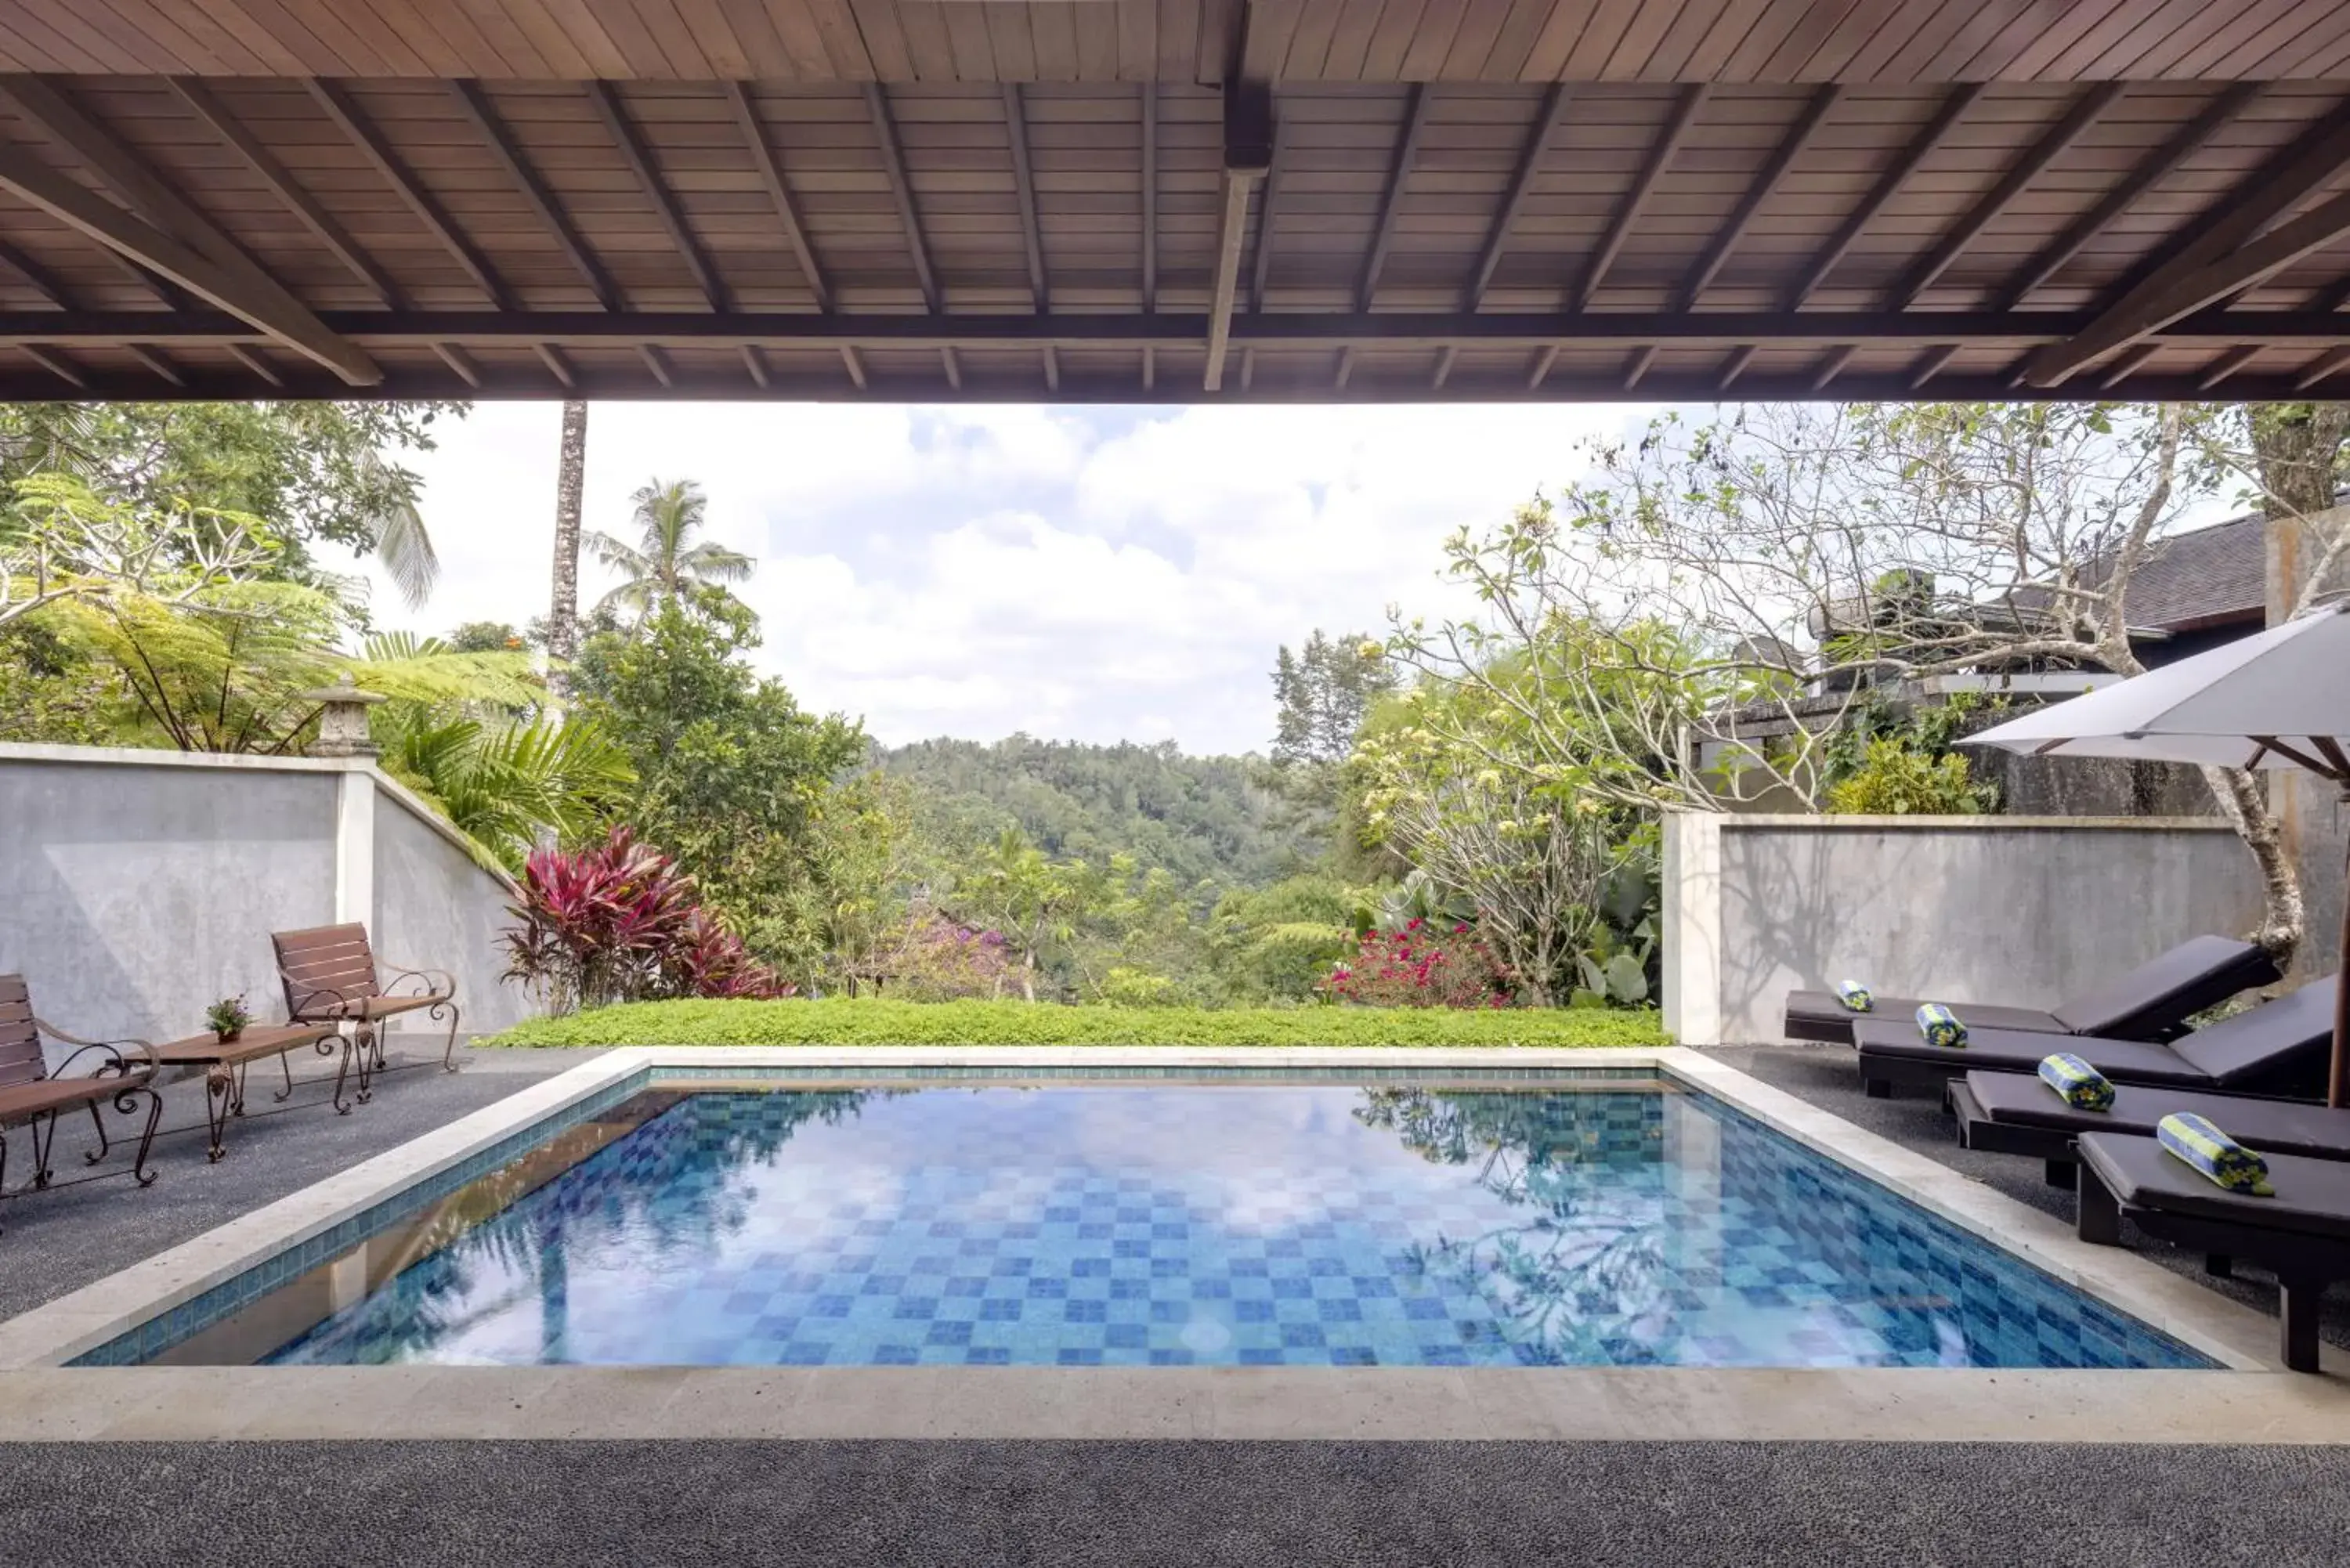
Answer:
top-left (1661, 812), bottom-right (2265, 1045)
top-left (0, 743), bottom-right (535, 1064)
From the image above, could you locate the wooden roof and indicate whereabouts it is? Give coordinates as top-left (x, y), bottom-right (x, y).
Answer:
top-left (1, 3), bottom-right (2348, 403)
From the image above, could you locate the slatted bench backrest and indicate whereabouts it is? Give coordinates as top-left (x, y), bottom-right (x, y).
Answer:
top-left (0, 975), bottom-right (45, 1088)
top-left (273, 923), bottom-right (381, 1021)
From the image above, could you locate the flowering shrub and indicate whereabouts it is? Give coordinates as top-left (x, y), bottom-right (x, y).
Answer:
top-left (867, 910), bottom-right (1016, 1002)
top-left (1321, 919), bottom-right (1514, 1009)
top-left (502, 826), bottom-right (790, 1013)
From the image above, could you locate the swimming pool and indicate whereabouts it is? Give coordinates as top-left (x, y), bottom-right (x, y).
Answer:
top-left (123, 1071), bottom-right (2211, 1371)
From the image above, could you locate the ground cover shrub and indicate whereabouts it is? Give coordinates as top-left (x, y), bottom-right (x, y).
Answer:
top-left (483, 996), bottom-right (1667, 1050)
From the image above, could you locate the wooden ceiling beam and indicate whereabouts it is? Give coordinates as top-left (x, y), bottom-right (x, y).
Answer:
top-left (1907, 345), bottom-right (1961, 389)
top-left (1141, 85), bottom-right (1158, 313)
top-left (1810, 345), bottom-right (1856, 393)
top-left (0, 237), bottom-right (70, 307)
top-left (1998, 84), bottom-right (2259, 309)
top-left (2026, 99), bottom-right (2350, 386)
top-left (432, 341), bottom-right (482, 388)
top-left (1003, 85), bottom-right (1058, 391)
top-left (1358, 83), bottom-right (1432, 311)
top-left (863, 83), bottom-right (954, 387)
top-left (2095, 341), bottom-right (2163, 390)
top-left (172, 76), bottom-right (401, 310)
top-left (309, 78), bottom-right (513, 315)
top-left (1465, 84), bottom-right (1568, 313)
top-left (1891, 83), bottom-right (2124, 309)
top-left (1208, 79), bottom-right (1273, 393)
top-left (0, 140), bottom-right (380, 384)
top-left (18, 342), bottom-right (84, 388)
top-left (1582, 83), bottom-right (1706, 311)
top-left (724, 83), bottom-right (862, 394)
top-left (1787, 84), bottom-right (1982, 310)
top-left (1681, 85), bottom-right (1838, 312)
top-left (13, 306), bottom-right (2350, 352)
top-left (534, 341), bottom-right (577, 389)
top-left (124, 343), bottom-right (183, 386)
top-left (223, 341), bottom-right (282, 388)
top-left (1249, 96), bottom-right (1285, 313)
top-left (453, 79), bottom-right (620, 313)
top-left (1720, 345), bottom-right (1757, 388)
top-left (2197, 345), bottom-right (2262, 391)
top-left (0, 75), bottom-right (378, 384)
top-left (588, 80), bottom-right (728, 313)
top-left (2296, 345), bottom-right (2350, 390)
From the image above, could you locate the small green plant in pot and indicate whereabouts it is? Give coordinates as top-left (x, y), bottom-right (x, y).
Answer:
top-left (205, 995), bottom-right (251, 1043)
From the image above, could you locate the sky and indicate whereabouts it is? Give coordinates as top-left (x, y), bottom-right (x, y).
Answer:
top-left (331, 400), bottom-right (1650, 757)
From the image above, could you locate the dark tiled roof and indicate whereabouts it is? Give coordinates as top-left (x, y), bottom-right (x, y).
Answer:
top-left (2109, 515), bottom-right (2267, 631)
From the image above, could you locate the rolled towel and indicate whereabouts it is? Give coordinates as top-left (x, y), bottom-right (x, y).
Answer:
top-left (1836, 980), bottom-right (1874, 1013)
top-left (2037, 1053), bottom-right (2114, 1112)
top-left (2157, 1112), bottom-right (2274, 1196)
top-left (1915, 1003), bottom-right (1967, 1050)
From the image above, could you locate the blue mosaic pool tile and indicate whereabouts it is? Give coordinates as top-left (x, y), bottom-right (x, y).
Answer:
top-left (86, 1072), bottom-right (2216, 1372)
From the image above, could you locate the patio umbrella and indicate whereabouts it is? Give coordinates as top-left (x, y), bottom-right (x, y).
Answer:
top-left (1962, 600), bottom-right (2350, 1107)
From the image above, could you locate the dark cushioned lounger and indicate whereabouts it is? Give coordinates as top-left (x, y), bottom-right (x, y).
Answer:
top-left (1852, 976), bottom-right (2334, 1103)
top-left (1953, 1071), bottom-right (2350, 1186)
top-left (1781, 934), bottom-right (2276, 1046)
top-left (2076, 1131), bottom-right (2350, 1372)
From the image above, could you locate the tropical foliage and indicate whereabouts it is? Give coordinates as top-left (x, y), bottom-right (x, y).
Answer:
top-left (485, 995), bottom-right (1669, 1049)
top-left (585, 477), bottom-right (754, 619)
top-left (501, 826), bottom-right (789, 1013)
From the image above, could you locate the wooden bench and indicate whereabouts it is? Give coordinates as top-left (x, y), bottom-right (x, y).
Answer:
top-left (0, 975), bottom-right (162, 1227)
top-left (272, 923), bottom-right (462, 1077)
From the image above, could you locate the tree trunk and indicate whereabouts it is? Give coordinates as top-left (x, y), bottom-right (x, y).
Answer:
top-left (546, 399), bottom-right (588, 706)
top-left (2235, 402), bottom-right (2348, 970)
top-left (1020, 949), bottom-right (1036, 1004)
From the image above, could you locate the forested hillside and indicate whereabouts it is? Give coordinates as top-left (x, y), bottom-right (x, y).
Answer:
top-left (870, 735), bottom-right (1297, 891)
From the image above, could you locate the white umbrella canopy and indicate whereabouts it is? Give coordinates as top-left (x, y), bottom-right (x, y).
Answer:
top-left (1964, 599), bottom-right (2350, 1107)
top-left (1961, 602), bottom-right (2350, 778)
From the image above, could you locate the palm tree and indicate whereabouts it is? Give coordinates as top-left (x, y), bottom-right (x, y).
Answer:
top-left (545, 399), bottom-right (587, 705)
top-left (584, 478), bottom-right (753, 619)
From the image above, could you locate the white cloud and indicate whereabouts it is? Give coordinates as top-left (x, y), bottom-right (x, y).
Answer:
top-left (327, 399), bottom-right (1654, 754)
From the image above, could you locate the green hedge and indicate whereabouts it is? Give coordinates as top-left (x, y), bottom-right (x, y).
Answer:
top-left (483, 997), bottom-right (1668, 1050)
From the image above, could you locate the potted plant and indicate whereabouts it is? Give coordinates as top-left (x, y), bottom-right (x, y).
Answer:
top-left (205, 995), bottom-right (251, 1044)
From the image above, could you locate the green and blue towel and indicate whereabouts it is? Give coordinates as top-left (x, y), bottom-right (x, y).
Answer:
top-left (1836, 980), bottom-right (1873, 1013)
top-left (1915, 1003), bottom-right (1966, 1050)
top-left (2157, 1112), bottom-right (2274, 1196)
top-left (2037, 1053), bottom-right (2114, 1112)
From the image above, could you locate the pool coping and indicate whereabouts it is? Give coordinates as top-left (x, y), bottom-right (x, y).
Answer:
top-left (0, 1044), bottom-right (2341, 1443)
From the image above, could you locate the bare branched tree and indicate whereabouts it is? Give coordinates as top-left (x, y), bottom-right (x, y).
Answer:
top-left (1392, 402), bottom-right (2311, 962)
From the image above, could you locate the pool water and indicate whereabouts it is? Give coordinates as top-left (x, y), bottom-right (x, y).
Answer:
top-left (239, 1082), bottom-right (2208, 1370)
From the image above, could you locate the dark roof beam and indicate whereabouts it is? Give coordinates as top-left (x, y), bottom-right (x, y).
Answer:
top-left (1682, 85), bottom-right (1838, 311)
top-left (1788, 85), bottom-right (1982, 310)
top-left (588, 81), bottom-right (728, 313)
top-left (1358, 84), bottom-right (1432, 311)
top-left (453, 79), bottom-right (620, 313)
top-left (309, 78), bottom-right (514, 315)
top-left (1465, 84), bottom-right (1569, 312)
top-left (1582, 84), bottom-right (1706, 311)
top-left (1892, 83), bottom-right (2123, 310)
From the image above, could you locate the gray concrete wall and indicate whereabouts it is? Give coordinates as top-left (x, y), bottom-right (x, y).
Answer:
top-left (372, 786), bottom-right (532, 1036)
top-left (1661, 812), bottom-right (2265, 1045)
top-left (0, 745), bottom-right (534, 1064)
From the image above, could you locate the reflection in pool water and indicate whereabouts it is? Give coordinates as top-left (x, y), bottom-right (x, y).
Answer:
top-left (253, 1085), bottom-right (2207, 1370)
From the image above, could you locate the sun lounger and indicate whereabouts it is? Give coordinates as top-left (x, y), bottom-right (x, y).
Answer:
top-left (1781, 934), bottom-right (2276, 1046)
top-left (1953, 1069), bottom-right (2350, 1187)
top-left (0, 975), bottom-right (162, 1228)
top-left (273, 923), bottom-right (462, 1076)
top-left (2075, 1130), bottom-right (2350, 1372)
top-left (1853, 976), bottom-right (2334, 1102)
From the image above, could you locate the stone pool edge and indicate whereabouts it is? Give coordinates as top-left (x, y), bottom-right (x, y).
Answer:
top-left (0, 1044), bottom-right (2337, 1443)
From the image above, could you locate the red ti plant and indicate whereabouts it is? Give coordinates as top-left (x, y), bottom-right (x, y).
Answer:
top-left (665, 907), bottom-right (791, 1000)
top-left (1320, 919), bottom-right (1515, 1010)
top-left (504, 826), bottom-right (786, 1013)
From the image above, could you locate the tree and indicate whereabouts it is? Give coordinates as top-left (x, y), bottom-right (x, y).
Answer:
top-left (586, 477), bottom-right (753, 620)
top-left (546, 399), bottom-right (588, 703)
top-left (1264, 630), bottom-right (1396, 860)
top-left (0, 400), bottom-right (462, 607)
top-left (568, 587), bottom-right (866, 966)
top-left (1392, 402), bottom-right (2308, 962)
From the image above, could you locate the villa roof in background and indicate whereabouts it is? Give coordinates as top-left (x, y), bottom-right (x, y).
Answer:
top-left (4, 2), bottom-right (2350, 403)
top-left (2113, 515), bottom-right (2270, 634)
